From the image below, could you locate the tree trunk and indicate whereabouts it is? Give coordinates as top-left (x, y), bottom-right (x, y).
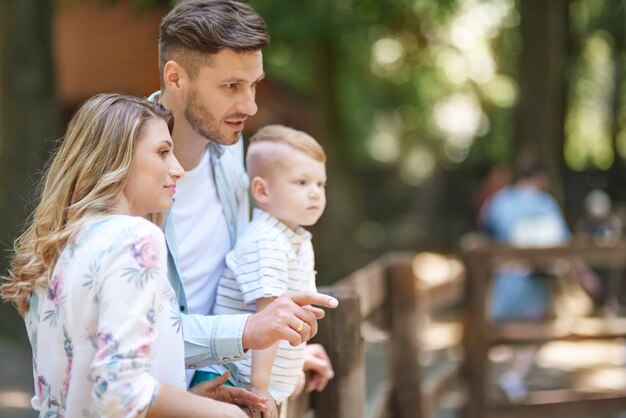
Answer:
top-left (0, 0), bottom-right (59, 267)
top-left (310, 29), bottom-right (364, 283)
top-left (607, 0), bottom-right (626, 201)
top-left (0, 0), bottom-right (59, 335)
top-left (515, 0), bottom-right (568, 204)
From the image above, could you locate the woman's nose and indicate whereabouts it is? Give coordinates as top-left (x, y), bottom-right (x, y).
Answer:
top-left (169, 158), bottom-right (185, 180)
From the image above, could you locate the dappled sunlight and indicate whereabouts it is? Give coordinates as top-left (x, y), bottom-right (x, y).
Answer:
top-left (367, 131), bottom-right (400, 163)
top-left (0, 390), bottom-right (32, 410)
top-left (434, 93), bottom-right (483, 154)
top-left (489, 344), bottom-right (515, 363)
top-left (420, 322), bottom-right (463, 351)
top-left (371, 37), bottom-right (405, 77)
top-left (400, 146), bottom-right (436, 185)
top-left (481, 74), bottom-right (517, 107)
top-left (565, 31), bottom-right (615, 171)
top-left (577, 367), bottom-right (626, 391)
top-left (367, 111), bottom-right (404, 163)
top-left (365, 0), bottom-right (520, 175)
top-left (412, 252), bottom-right (464, 287)
top-left (536, 340), bottom-right (626, 371)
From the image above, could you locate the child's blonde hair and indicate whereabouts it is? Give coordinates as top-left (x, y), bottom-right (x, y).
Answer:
top-left (246, 125), bottom-right (326, 180)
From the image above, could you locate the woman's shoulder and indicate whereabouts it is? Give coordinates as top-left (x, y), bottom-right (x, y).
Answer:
top-left (75, 215), bottom-right (164, 252)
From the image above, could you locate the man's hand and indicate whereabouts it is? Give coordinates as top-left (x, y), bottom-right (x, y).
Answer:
top-left (303, 343), bottom-right (334, 392)
top-left (189, 371), bottom-right (268, 412)
top-left (242, 292), bottom-right (338, 350)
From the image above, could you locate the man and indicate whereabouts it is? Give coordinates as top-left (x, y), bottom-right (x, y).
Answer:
top-left (151, 0), bottom-right (335, 396)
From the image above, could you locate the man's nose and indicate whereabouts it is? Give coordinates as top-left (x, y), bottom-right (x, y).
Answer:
top-left (237, 88), bottom-right (258, 116)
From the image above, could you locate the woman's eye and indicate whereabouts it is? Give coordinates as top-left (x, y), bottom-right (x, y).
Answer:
top-left (159, 149), bottom-right (169, 158)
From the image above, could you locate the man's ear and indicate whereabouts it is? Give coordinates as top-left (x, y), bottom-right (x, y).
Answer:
top-left (163, 60), bottom-right (186, 91)
top-left (251, 176), bottom-right (270, 204)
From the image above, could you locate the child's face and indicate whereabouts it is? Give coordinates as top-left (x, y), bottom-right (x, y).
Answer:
top-left (263, 150), bottom-right (326, 230)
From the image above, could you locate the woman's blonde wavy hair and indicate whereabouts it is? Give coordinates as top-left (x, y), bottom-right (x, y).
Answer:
top-left (0, 93), bottom-right (173, 315)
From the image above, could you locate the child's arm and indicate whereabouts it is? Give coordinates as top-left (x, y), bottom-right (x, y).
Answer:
top-left (251, 297), bottom-right (280, 418)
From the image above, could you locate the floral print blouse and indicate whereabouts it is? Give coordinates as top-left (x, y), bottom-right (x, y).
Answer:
top-left (25, 215), bottom-right (185, 418)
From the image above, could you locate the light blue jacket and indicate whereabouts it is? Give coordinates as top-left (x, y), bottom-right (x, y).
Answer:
top-left (150, 91), bottom-right (252, 368)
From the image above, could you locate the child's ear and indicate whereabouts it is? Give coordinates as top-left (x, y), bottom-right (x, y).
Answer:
top-left (251, 176), bottom-right (270, 203)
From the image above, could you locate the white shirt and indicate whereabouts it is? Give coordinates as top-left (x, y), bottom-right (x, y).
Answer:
top-left (212, 209), bottom-right (317, 403)
top-left (170, 148), bottom-right (231, 316)
top-left (26, 216), bottom-right (185, 417)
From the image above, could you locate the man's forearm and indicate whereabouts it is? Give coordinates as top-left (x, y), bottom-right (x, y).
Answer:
top-left (181, 312), bottom-right (250, 368)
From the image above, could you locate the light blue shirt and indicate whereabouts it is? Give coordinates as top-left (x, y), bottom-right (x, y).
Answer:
top-left (149, 91), bottom-right (251, 368)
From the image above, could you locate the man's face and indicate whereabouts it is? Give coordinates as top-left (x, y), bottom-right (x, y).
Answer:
top-left (183, 48), bottom-right (264, 145)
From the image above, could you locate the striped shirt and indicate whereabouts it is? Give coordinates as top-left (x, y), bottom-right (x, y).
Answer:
top-left (211, 209), bottom-right (317, 402)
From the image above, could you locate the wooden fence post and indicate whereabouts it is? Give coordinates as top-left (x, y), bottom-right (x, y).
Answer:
top-left (387, 254), bottom-right (424, 418)
top-left (311, 287), bottom-right (365, 418)
top-left (461, 247), bottom-right (490, 418)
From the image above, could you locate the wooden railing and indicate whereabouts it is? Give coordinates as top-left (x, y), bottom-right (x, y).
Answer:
top-left (462, 242), bottom-right (626, 418)
top-left (282, 241), bottom-right (626, 418)
top-left (286, 252), bottom-right (465, 418)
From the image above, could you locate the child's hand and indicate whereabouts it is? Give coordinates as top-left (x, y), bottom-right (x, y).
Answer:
top-left (251, 389), bottom-right (278, 418)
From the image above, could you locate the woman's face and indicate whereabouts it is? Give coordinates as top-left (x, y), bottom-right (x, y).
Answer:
top-left (119, 118), bottom-right (184, 216)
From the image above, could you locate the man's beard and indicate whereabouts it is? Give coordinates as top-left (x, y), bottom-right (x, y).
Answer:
top-left (183, 88), bottom-right (239, 145)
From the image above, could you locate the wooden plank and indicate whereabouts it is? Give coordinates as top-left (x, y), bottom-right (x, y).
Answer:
top-left (487, 390), bottom-right (626, 417)
top-left (419, 276), bottom-right (464, 315)
top-left (388, 257), bottom-right (424, 418)
top-left (491, 317), bottom-right (626, 344)
top-left (311, 287), bottom-right (365, 418)
top-left (463, 243), bottom-right (626, 418)
top-left (483, 243), bottom-right (626, 269)
top-left (286, 390), bottom-right (310, 418)
top-left (461, 248), bottom-right (491, 418)
top-left (336, 258), bottom-right (388, 318)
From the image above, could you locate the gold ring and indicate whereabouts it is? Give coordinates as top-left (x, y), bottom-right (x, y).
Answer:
top-left (295, 320), bottom-right (305, 333)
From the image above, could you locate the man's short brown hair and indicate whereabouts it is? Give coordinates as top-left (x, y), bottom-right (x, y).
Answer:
top-left (159, 0), bottom-right (270, 81)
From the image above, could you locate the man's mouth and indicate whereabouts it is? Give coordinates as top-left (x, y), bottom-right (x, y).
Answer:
top-left (224, 118), bottom-right (246, 131)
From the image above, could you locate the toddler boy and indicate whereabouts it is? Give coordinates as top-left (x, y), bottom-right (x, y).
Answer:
top-left (211, 125), bottom-right (327, 417)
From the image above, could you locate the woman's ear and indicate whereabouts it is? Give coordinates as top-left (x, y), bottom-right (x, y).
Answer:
top-left (251, 176), bottom-right (270, 204)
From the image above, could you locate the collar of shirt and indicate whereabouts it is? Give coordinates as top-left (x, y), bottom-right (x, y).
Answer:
top-left (252, 208), bottom-right (312, 246)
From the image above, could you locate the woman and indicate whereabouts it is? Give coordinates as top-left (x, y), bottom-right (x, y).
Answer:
top-left (0, 94), bottom-right (261, 417)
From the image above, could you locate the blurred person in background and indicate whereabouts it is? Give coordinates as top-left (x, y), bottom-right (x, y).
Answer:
top-left (473, 164), bottom-right (512, 228)
top-left (575, 189), bottom-right (623, 312)
top-left (480, 155), bottom-right (570, 403)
